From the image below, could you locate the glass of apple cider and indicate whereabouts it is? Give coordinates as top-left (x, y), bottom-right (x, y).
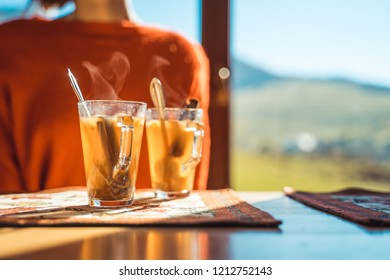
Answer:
top-left (78, 100), bottom-right (146, 207)
top-left (146, 108), bottom-right (204, 198)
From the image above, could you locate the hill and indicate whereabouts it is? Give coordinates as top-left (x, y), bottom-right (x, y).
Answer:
top-left (231, 59), bottom-right (390, 160)
top-left (231, 58), bottom-right (279, 89)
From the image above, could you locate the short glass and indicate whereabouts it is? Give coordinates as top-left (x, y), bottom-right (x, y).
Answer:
top-left (78, 100), bottom-right (146, 207)
top-left (146, 108), bottom-right (204, 198)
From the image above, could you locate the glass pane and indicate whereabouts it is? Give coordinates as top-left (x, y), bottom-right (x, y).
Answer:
top-left (0, 0), bottom-right (28, 22)
top-left (133, 0), bottom-right (200, 43)
top-left (231, 0), bottom-right (390, 192)
top-left (0, 0), bottom-right (200, 44)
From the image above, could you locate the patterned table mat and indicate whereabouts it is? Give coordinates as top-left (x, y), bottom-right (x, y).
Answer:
top-left (0, 188), bottom-right (281, 227)
top-left (284, 187), bottom-right (390, 227)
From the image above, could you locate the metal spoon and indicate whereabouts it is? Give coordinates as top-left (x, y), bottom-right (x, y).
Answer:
top-left (149, 77), bottom-right (170, 150)
top-left (150, 77), bottom-right (166, 117)
top-left (67, 68), bottom-right (90, 117)
top-left (149, 78), bottom-right (171, 183)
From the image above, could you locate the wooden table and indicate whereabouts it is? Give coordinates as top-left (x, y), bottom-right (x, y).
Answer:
top-left (1, 192), bottom-right (389, 260)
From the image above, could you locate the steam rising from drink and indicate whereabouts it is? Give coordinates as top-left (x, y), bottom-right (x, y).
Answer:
top-left (82, 51), bottom-right (186, 108)
top-left (148, 56), bottom-right (188, 107)
top-left (82, 51), bottom-right (130, 100)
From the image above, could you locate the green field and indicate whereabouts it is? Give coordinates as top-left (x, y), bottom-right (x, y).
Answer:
top-left (231, 150), bottom-right (390, 193)
top-left (232, 80), bottom-right (390, 154)
top-left (230, 78), bottom-right (390, 193)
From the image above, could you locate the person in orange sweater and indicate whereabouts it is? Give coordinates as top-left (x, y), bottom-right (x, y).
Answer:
top-left (0, 0), bottom-right (210, 193)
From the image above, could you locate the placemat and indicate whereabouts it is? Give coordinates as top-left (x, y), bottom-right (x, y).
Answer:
top-left (284, 186), bottom-right (390, 227)
top-left (0, 188), bottom-right (281, 227)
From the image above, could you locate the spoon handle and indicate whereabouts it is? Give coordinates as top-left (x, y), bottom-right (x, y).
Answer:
top-left (68, 68), bottom-right (84, 102)
top-left (149, 78), bottom-right (171, 182)
top-left (67, 68), bottom-right (90, 117)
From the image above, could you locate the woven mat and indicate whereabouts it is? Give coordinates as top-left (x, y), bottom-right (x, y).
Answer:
top-left (284, 186), bottom-right (390, 227)
top-left (0, 188), bottom-right (281, 227)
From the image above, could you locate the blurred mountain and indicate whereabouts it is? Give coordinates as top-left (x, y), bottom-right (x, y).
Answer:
top-left (231, 57), bottom-right (390, 159)
top-left (231, 58), bottom-right (279, 89)
top-left (231, 57), bottom-right (390, 93)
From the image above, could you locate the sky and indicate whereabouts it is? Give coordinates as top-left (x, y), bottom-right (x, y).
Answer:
top-left (231, 0), bottom-right (390, 87)
top-left (135, 0), bottom-right (390, 87)
top-left (1, 0), bottom-right (390, 87)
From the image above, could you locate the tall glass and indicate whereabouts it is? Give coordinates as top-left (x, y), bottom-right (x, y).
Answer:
top-left (78, 100), bottom-right (146, 207)
top-left (146, 108), bottom-right (204, 198)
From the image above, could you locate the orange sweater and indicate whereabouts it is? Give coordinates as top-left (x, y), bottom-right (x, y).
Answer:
top-left (0, 19), bottom-right (210, 193)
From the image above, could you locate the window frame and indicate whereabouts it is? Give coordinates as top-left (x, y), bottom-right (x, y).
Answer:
top-left (202, 0), bottom-right (231, 189)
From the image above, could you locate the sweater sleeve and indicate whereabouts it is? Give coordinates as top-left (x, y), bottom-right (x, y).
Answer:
top-left (0, 78), bottom-right (24, 193)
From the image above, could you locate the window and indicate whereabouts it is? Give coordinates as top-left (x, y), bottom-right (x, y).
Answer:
top-left (0, 0), bottom-right (200, 44)
top-left (133, 0), bottom-right (201, 43)
top-left (0, 0), bottom-right (28, 22)
top-left (0, 0), bottom-right (75, 22)
top-left (231, 0), bottom-right (390, 192)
